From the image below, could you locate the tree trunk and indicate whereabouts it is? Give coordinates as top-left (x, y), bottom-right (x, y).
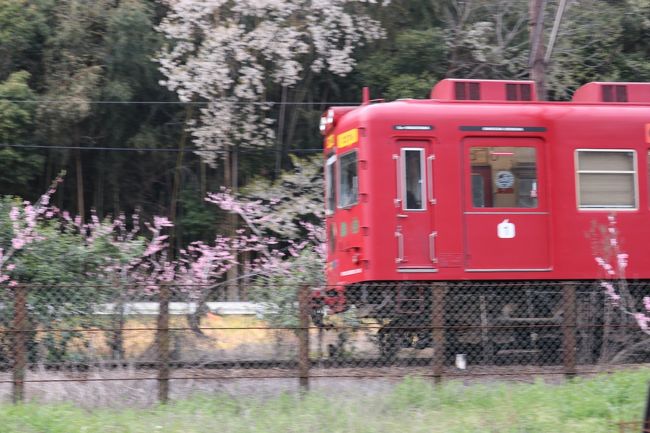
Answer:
top-left (200, 160), bottom-right (207, 199)
top-left (169, 105), bottom-right (193, 255)
top-left (93, 150), bottom-right (104, 217)
top-left (112, 170), bottom-right (120, 217)
top-left (75, 148), bottom-right (85, 222)
top-left (285, 72), bottom-right (313, 162)
top-left (529, 0), bottom-right (547, 100)
top-left (225, 145), bottom-right (239, 301)
top-left (275, 85), bottom-right (288, 178)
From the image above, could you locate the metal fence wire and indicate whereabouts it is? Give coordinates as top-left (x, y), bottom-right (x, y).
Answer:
top-left (1, 281), bottom-right (650, 405)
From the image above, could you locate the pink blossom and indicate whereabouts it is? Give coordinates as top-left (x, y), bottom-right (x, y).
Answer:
top-left (635, 313), bottom-right (650, 332)
top-left (11, 238), bottom-right (25, 250)
top-left (644, 296), bottom-right (650, 312)
top-left (153, 216), bottom-right (173, 229)
top-left (601, 281), bottom-right (620, 303)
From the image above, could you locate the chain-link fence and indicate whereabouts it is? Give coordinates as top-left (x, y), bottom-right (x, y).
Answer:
top-left (1, 281), bottom-right (650, 406)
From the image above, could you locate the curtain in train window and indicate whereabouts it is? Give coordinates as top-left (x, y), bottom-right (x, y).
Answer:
top-left (325, 155), bottom-right (336, 214)
top-left (338, 151), bottom-right (358, 208)
top-left (402, 149), bottom-right (425, 210)
top-left (470, 147), bottom-right (538, 208)
top-left (576, 150), bottom-right (636, 209)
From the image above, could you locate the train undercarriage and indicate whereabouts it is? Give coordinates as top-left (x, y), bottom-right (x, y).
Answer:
top-left (312, 281), bottom-right (650, 365)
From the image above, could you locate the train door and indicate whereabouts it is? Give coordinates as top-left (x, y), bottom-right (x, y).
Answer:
top-left (463, 137), bottom-right (551, 271)
top-left (393, 140), bottom-right (437, 272)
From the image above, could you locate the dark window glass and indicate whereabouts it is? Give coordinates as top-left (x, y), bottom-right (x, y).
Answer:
top-left (326, 156), bottom-right (336, 214)
top-left (339, 151), bottom-right (358, 208)
top-left (403, 149), bottom-right (424, 210)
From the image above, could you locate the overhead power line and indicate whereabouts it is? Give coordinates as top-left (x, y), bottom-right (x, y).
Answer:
top-left (0, 143), bottom-right (323, 154)
top-left (0, 99), bottom-right (360, 106)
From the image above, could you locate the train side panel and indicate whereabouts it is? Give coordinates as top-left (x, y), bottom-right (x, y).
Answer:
top-left (325, 92), bottom-right (650, 286)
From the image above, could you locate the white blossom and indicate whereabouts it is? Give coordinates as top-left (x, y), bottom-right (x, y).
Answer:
top-left (156, 0), bottom-right (385, 165)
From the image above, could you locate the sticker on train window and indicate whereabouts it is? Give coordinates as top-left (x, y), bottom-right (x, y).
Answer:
top-left (470, 146), bottom-right (538, 208)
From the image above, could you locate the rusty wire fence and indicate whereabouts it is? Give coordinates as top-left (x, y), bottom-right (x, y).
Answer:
top-left (1, 281), bottom-right (650, 406)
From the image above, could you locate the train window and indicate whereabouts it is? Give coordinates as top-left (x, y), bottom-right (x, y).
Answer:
top-left (470, 147), bottom-right (538, 208)
top-left (326, 155), bottom-right (336, 215)
top-left (339, 151), bottom-right (358, 208)
top-left (576, 150), bottom-right (637, 209)
top-left (402, 149), bottom-right (425, 210)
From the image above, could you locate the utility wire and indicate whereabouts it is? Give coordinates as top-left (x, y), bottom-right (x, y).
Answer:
top-left (0, 99), bottom-right (360, 106)
top-left (0, 143), bottom-right (323, 154)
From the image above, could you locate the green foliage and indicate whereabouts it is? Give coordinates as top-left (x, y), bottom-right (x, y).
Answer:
top-left (0, 71), bottom-right (44, 194)
top-left (241, 154), bottom-right (324, 237)
top-left (0, 0), bottom-right (51, 81)
top-left (176, 187), bottom-right (219, 243)
top-left (0, 370), bottom-right (649, 432)
top-left (547, 1), bottom-right (626, 99)
top-left (0, 196), bottom-right (147, 362)
top-left (359, 28), bottom-right (448, 100)
top-left (0, 71), bottom-right (36, 140)
top-left (237, 156), bottom-right (325, 328)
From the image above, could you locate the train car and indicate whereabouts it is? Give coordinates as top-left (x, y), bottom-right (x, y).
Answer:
top-left (318, 78), bottom-right (650, 361)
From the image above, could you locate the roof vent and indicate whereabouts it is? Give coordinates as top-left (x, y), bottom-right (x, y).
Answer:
top-left (572, 82), bottom-right (650, 103)
top-left (431, 79), bottom-right (537, 102)
top-left (455, 81), bottom-right (481, 100)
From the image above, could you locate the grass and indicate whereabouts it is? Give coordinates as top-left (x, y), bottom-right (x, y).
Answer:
top-left (0, 370), bottom-right (648, 432)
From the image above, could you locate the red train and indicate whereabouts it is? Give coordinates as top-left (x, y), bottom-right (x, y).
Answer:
top-left (318, 78), bottom-right (650, 360)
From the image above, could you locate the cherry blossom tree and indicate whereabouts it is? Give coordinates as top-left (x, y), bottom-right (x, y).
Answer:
top-left (204, 156), bottom-right (325, 327)
top-left (592, 214), bottom-right (650, 362)
top-left (0, 156), bottom-right (327, 360)
top-left (155, 0), bottom-right (386, 166)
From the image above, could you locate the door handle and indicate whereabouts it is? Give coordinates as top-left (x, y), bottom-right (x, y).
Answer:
top-left (429, 231), bottom-right (438, 263)
top-left (427, 155), bottom-right (436, 205)
top-left (397, 214), bottom-right (408, 218)
top-left (393, 154), bottom-right (401, 207)
top-left (395, 231), bottom-right (404, 263)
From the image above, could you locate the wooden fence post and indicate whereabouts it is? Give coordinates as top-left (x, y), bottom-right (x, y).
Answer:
top-left (157, 284), bottom-right (171, 404)
top-left (12, 284), bottom-right (27, 403)
top-left (562, 282), bottom-right (577, 378)
top-left (432, 283), bottom-right (446, 384)
top-left (298, 285), bottom-right (310, 392)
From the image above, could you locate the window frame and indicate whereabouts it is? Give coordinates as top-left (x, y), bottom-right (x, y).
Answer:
top-left (400, 147), bottom-right (426, 211)
top-left (575, 148), bottom-right (638, 211)
top-left (337, 150), bottom-right (359, 209)
top-left (325, 154), bottom-right (336, 216)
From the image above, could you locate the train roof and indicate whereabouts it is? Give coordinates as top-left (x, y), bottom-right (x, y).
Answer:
top-left (321, 79), bottom-right (650, 135)
top-left (321, 79), bottom-right (650, 141)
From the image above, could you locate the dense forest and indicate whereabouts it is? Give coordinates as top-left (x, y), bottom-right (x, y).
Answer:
top-left (0, 0), bottom-right (649, 298)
